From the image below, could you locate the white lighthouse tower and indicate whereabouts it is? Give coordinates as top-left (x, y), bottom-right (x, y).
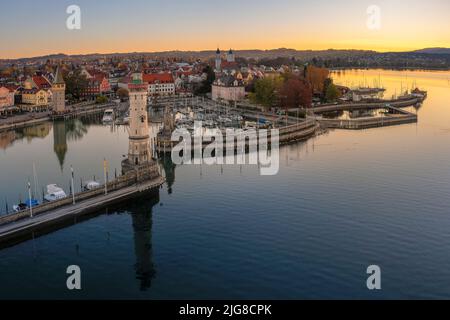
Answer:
top-left (127, 72), bottom-right (151, 166)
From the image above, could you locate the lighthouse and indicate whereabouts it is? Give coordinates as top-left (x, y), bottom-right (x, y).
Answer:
top-left (127, 72), bottom-right (151, 166)
top-left (122, 72), bottom-right (161, 183)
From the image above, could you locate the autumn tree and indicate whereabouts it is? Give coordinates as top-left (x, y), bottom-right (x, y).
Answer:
top-left (117, 87), bottom-right (129, 100)
top-left (279, 76), bottom-right (312, 110)
top-left (306, 65), bottom-right (329, 93)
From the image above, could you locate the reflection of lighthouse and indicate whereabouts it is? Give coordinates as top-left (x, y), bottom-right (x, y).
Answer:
top-left (130, 191), bottom-right (160, 291)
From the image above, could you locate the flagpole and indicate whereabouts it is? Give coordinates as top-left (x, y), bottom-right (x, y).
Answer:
top-left (71, 166), bottom-right (75, 205)
top-left (28, 181), bottom-right (33, 218)
top-left (104, 159), bottom-right (108, 195)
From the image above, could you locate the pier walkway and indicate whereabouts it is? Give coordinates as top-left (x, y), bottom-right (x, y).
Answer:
top-left (0, 176), bottom-right (164, 244)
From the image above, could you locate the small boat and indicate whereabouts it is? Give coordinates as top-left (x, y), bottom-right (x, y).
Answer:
top-left (115, 116), bottom-right (130, 125)
top-left (13, 198), bottom-right (40, 213)
top-left (83, 181), bottom-right (101, 191)
top-left (44, 184), bottom-right (67, 202)
top-left (102, 109), bottom-right (115, 123)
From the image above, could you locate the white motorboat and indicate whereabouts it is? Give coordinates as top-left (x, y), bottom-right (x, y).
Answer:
top-left (83, 181), bottom-right (101, 191)
top-left (44, 184), bottom-right (67, 202)
top-left (102, 109), bottom-right (115, 123)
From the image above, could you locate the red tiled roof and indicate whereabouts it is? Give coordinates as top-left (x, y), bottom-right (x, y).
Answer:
top-left (1, 85), bottom-right (19, 93)
top-left (32, 75), bottom-right (51, 89)
top-left (221, 61), bottom-right (239, 69)
top-left (143, 73), bottom-right (174, 84)
top-left (176, 71), bottom-right (193, 77)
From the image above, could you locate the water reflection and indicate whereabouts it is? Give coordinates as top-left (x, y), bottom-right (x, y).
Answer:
top-left (0, 122), bottom-right (52, 150)
top-left (52, 116), bottom-right (100, 170)
top-left (127, 191), bottom-right (160, 291)
top-left (53, 121), bottom-right (68, 169)
top-left (160, 156), bottom-right (176, 194)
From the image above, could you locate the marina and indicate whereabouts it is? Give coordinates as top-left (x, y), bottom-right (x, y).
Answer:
top-left (0, 69), bottom-right (449, 299)
top-left (0, 79), bottom-right (429, 243)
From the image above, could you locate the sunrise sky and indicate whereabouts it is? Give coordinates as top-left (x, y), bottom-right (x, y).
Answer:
top-left (1, 0), bottom-right (449, 59)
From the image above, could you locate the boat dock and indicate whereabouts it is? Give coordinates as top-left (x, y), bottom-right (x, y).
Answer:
top-left (0, 174), bottom-right (164, 246)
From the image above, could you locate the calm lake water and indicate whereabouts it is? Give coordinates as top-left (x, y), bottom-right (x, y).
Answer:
top-left (1, 69), bottom-right (450, 299)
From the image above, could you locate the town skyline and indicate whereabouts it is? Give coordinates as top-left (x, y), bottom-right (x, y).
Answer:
top-left (1, 0), bottom-right (450, 59)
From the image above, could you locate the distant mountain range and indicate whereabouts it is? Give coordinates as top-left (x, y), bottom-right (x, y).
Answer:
top-left (1, 48), bottom-right (449, 63)
top-left (413, 48), bottom-right (450, 54)
top-left (1, 48), bottom-right (450, 71)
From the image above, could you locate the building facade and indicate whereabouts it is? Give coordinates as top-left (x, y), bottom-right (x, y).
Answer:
top-left (19, 81), bottom-right (49, 111)
top-left (212, 74), bottom-right (246, 102)
top-left (0, 86), bottom-right (15, 113)
top-left (143, 73), bottom-right (175, 96)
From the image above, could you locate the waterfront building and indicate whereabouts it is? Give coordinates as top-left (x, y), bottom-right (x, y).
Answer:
top-left (31, 74), bottom-right (52, 91)
top-left (211, 74), bottom-right (246, 102)
top-left (351, 88), bottom-right (385, 102)
top-left (143, 72), bottom-right (175, 97)
top-left (18, 80), bottom-right (49, 111)
top-left (84, 75), bottom-right (111, 98)
top-left (80, 67), bottom-right (112, 98)
top-left (0, 86), bottom-right (15, 114)
top-left (51, 67), bottom-right (66, 113)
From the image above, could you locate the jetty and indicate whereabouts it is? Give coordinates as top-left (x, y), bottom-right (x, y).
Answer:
top-left (0, 170), bottom-right (164, 244)
top-left (312, 97), bottom-right (421, 130)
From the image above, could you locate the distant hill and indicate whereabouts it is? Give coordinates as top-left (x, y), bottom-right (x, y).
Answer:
top-left (414, 48), bottom-right (450, 54)
top-left (0, 49), bottom-right (378, 63)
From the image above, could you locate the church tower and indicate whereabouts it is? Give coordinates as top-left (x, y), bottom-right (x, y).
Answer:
top-left (52, 67), bottom-right (66, 113)
top-left (127, 72), bottom-right (151, 166)
top-left (227, 48), bottom-right (235, 62)
top-left (215, 48), bottom-right (222, 72)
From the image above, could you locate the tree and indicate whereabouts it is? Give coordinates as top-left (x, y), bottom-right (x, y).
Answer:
top-left (195, 65), bottom-right (215, 95)
top-left (96, 95), bottom-right (108, 104)
top-left (279, 76), bottom-right (312, 110)
top-left (306, 65), bottom-right (329, 93)
top-left (249, 76), bottom-right (282, 110)
top-left (325, 83), bottom-right (340, 102)
top-left (65, 69), bottom-right (88, 101)
top-left (117, 88), bottom-right (129, 100)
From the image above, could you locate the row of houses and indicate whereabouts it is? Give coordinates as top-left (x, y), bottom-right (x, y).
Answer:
top-left (0, 73), bottom-right (54, 113)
